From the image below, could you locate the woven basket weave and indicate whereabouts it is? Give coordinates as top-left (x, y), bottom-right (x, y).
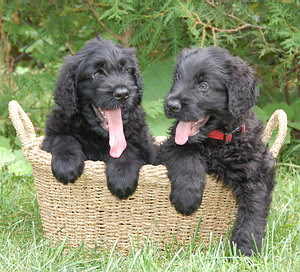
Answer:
top-left (8, 100), bottom-right (287, 250)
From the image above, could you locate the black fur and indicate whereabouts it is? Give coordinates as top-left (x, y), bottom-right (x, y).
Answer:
top-left (158, 47), bottom-right (276, 256)
top-left (42, 38), bottom-right (156, 199)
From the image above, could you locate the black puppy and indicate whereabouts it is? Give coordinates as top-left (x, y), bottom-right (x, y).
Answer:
top-left (159, 47), bottom-right (276, 256)
top-left (42, 38), bottom-right (156, 199)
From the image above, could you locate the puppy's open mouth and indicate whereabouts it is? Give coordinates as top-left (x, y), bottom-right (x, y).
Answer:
top-left (92, 105), bottom-right (109, 131)
top-left (92, 105), bottom-right (127, 158)
top-left (175, 115), bottom-right (210, 145)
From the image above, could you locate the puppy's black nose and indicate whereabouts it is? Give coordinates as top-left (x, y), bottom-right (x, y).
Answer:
top-left (167, 99), bottom-right (181, 113)
top-left (113, 87), bottom-right (129, 102)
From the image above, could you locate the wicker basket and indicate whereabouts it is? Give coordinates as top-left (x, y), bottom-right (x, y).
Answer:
top-left (8, 100), bottom-right (287, 250)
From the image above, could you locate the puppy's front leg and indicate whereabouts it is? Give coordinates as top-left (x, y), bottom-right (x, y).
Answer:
top-left (160, 143), bottom-right (206, 215)
top-left (105, 145), bottom-right (144, 199)
top-left (42, 135), bottom-right (85, 184)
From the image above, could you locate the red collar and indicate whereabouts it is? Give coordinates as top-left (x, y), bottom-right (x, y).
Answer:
top-left (208, 124), bottom-right (246, 143)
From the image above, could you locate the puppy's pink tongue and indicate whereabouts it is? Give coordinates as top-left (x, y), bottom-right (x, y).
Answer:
top-left (175, 121), bottom-right (192, 145)
top-left (104, 108), bottom-right (127, 158)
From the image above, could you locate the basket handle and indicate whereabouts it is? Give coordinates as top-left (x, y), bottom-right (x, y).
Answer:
top-left (8, 100), bottom-right (37, 147)
top-left (262, 109), bottom-right (288, 158)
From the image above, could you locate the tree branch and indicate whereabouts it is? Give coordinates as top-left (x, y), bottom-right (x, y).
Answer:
top-left (87, 0), bottom-right (123, 43)
top-left (205, 0), bottom-right (266, 31)
top-left (192, 11), bottom-right (265, 34)
top-left (119, 25), bottom-right (135, 48)
top-left (0, 18), bottom-right (13, 86)
top-left (87, 0), bottom-right (134, 47)
top-left (201, 26), bottom-right (206, 47)
top-left (198, 0), bottom-right (266, 32)
top-left (65, 41), bottom-right (75, 55)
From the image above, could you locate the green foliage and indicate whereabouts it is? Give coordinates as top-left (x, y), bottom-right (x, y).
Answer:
top-left (0, 69), bottom-right (56, 143)
top-left (0, 139), bottom-right (32, 176)
top-left (142, 58), bottom-right (174, 101)
top-left (2, 1), bottom-right (298, 69)
top-left (141, 59), bottom-right (175, 136)
top-left (0, 0), bottom-right (299, 144)
top-left (143, 99), bottom-right (165, 119)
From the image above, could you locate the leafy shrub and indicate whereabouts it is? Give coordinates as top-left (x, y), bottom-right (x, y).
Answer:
top-left (0, 0), bottom-right (299, 145)
top-left (0, 135), bottom-right (31, 176)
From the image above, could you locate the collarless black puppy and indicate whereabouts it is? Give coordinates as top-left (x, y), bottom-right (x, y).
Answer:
top-left (42, 37), bottom-right (156, 199)
top-left (158, 47), bottom-right (276, 256)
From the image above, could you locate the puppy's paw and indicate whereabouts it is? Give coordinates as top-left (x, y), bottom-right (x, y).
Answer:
top-left (170, 186), bottom-right (203, 215)
top-left (231, 239), bottom-right (257, 257)
top-left (231, 232), bottom-right (261, 257)
top-left (51, 155), bottom-right (84, 184)
top-left (107, 174), bottom-right (138, 199)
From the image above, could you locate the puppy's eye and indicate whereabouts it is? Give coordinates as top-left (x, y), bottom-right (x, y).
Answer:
top-left (126, 68), bottom-right (134, 75)
top-left (92, 72), bottom-right (101, 79)
top-left (92, 69), bottom-right (105, 79)
top-left (199, 82), bottom-right (209, 90)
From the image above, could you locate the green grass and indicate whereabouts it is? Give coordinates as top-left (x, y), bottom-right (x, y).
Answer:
top-left (0, 152), bottom-right (299, 271)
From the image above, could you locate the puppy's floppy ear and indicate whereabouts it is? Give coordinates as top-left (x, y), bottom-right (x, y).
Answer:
top-left (127, 48), bottom-right (144, 105)
top-left (227, 56), bottom-right (259, 118)
top-left (54, 57), bottom-right (78, 117)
